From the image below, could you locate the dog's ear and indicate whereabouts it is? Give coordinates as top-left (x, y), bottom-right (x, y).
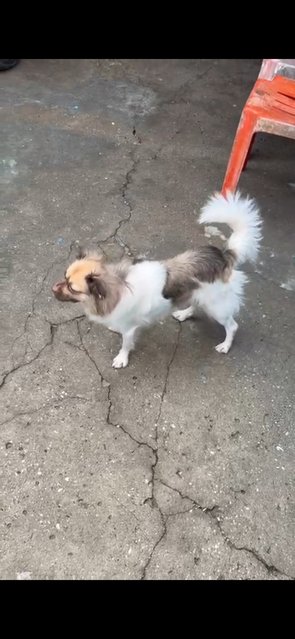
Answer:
top-left (77, 248), bottom-right (106, 262)
top-left (86, 274), bottom-right (107, 300)
top-left (76, 247), bottom-right (87, 260)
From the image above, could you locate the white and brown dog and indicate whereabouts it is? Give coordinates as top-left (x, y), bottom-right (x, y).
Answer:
top-left (52, 192), bottom-right (262, 368)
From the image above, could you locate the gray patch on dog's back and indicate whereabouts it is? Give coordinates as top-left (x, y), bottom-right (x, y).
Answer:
top-left (132, 257), bottom-right (145, 264)
top-left (132, 255), bottom-right (149, 264)
top-left (162, 246), bottom-right (236, 304)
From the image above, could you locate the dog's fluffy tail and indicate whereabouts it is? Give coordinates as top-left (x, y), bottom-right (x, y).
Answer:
top-left (199, 191), bottom-right (262, 265)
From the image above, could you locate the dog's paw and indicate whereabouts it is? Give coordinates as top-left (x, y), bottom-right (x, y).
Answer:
top-left (172, 309), bottom-right (192, 322)
top-left (112, 352), bottom-right (129, 368)
top-left (215, 342), bottom-right (230, 354)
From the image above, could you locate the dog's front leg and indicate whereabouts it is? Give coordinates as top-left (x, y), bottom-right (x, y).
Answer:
top-left (112, 327), bottom-right (137, 369)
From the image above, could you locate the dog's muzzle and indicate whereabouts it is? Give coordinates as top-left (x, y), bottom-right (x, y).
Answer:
top-left (52, 281), bottom-right (79, 302)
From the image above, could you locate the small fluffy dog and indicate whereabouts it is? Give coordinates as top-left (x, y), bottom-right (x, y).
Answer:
top-left (52, 192), bottom-right (262, 368)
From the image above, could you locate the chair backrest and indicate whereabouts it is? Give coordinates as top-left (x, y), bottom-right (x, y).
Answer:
top-left (259, 59), bottom-right (295, 80)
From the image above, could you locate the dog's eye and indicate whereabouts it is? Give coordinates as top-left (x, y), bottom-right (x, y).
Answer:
top-left (67, 283), bottom-right (75, 294)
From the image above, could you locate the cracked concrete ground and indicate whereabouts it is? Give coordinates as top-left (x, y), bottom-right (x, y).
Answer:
top-left (1, 59), bottom-right (294, 580)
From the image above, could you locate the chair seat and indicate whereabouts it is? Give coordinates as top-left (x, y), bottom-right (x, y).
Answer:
top-left (249, 77), bottom-right (295, 123)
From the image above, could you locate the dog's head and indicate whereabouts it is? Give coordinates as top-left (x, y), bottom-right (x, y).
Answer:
top-left (52, 249), bottom-right (127, 315)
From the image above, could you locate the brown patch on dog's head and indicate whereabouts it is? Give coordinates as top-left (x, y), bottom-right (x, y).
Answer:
top-left (52, 251), bottom-right (130, 316)
top-left (162, 247), bottom-right (236, 305)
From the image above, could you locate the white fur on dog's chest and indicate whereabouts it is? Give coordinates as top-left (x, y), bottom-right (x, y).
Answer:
top-left (87, 261), bottom-right (172, 334)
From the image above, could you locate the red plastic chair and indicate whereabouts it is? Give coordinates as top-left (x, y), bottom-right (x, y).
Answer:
top-left (258, 59), bottom-right (295, 80)
top-left (221, 67), bottom-right (295, 195)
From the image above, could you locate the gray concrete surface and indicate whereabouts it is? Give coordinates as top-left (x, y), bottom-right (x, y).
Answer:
top-left (0, 59), bottom-right (294, 580)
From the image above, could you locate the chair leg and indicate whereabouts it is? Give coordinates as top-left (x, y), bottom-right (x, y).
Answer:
top-left (242, 132), bottom-right (257, 171)
top-left (221, 111), bottom-right (257, 195)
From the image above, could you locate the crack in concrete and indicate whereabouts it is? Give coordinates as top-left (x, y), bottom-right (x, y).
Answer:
top-left (146, 325), bottom-right (182, 506)
top-left (105, 384), bottom-right (156, 452)
top-left (153, 478), bottom-right (294, 580)
top-left (225, 540), bottom-right (294, 580)
top-left (76, 319), bottom-right (104, 386)
top-left (0, 393), bottom-right (92, 428)
top-left (141, 499), bottom-right (205, 579)
top-left (157, 479), bottom-right (218, 514)
top-left (6, 241), bottom-right (77, 373)
top-left (46, 314), bottom-right (85, 328)
top-left (159, 64), bottom-right (214, 109)
top-left (72, 313), bottom-right (183, 581)
top-left (140, 327), bottom-right (183, 579)
top-left (0, 324), bottom-right (57, 391)
top-left (141, 503), bottom-right (294, 580)
top-left (1, 314), bottom-right (86, 394)
top-left (214, 515), bottom-right (294, 580)
top-left (141, 508), bottom-right (167, 579)
top-left (97, 150), bottom-right (139, 257)
top-left (75, 320), bottom-right (156, 454)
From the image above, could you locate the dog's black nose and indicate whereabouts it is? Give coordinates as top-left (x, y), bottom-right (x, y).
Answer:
top-left (52, 281), bottom-right (64, 294)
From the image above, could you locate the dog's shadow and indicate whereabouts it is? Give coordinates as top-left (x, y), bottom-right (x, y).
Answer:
top-left (132, 313), bottom-right (226, 367)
